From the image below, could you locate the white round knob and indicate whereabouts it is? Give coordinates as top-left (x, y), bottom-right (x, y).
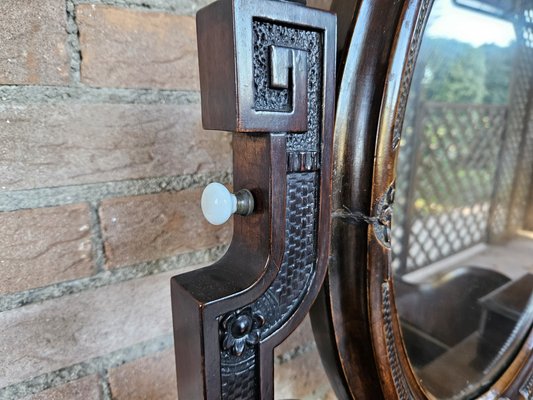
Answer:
top-left (201, 183), bottom-right (237, 225)
top-left (201, 183), bottom-right (255, 225)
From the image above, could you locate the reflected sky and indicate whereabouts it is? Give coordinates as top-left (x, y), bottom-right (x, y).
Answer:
top-left (427, 0), bottom-right (516, 46)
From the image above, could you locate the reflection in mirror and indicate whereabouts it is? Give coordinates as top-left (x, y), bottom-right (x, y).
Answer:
top-left (392, 0), bottom-right (533, 398)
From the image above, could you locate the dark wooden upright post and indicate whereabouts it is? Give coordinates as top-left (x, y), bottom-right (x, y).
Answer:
top-left (171, 0), bottom-right (336, 398)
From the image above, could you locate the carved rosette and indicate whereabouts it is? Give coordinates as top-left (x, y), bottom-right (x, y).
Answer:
top-left (220, 308), bottom-right (265, 357)
top-left (374, 184), bottom-right (395, 247)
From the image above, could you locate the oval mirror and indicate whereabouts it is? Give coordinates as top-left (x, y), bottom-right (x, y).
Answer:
top-left (311, 0), bottom-right (533, 398)
top-left (392, 0), bottom-right (533, 398)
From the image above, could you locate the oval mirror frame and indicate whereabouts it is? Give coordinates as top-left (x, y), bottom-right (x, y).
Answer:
top-left (310, 0), bottom-right (533, 399)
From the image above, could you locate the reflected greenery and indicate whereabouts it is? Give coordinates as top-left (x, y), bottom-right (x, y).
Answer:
top-left (420, 38), bottom-right (515, 104)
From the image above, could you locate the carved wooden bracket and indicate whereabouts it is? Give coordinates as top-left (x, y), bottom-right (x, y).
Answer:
top-left (171, 0), bottom-right (336, 398)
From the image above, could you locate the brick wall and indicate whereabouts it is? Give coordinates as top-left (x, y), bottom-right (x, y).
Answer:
top-left (0, 0), bottom-right (334, 399)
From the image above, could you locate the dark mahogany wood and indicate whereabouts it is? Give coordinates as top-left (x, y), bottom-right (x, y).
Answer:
top-left (171, 0), bottom-right (335, 398)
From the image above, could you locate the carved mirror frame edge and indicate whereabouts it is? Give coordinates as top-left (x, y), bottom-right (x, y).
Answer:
top-left (310, 0), bottom-right (533, 399)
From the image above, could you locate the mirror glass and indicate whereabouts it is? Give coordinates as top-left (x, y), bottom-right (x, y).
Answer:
top-left (392, 0), bottom-right (533, 398)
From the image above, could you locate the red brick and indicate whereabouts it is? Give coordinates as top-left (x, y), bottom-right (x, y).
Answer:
top-left (275, 316), bottom-right (315, 356)
top-left (0, 104), bottom-right (232, 190)
top-left (0, 268), bottom-right (194, 388)
top-left (307, 0), bottom-right (332, 10)
top-left (275, 346), bottom-right (332, 399)
top-left (0, 0), bottom-right (69, 85)
top-left (274, 317), bottom-right (333, 399)
top-left (23, 375), bottom-right (102, 400)
top-left (99, 189), bottom-right (231, 268)
top-left (77, 5), bottom-right (199, 90)
top-left (108, 329), bottom-right (328, 400)
top-left (0, 204), bottom-right (94, 295)
top-left (109, 348), bottom-right (177, 400)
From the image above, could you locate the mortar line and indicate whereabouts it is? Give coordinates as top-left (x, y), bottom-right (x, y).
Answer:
top-left (0, 171), bottom-right (231, 213)
top-left (98, 371), bottom-right (113, 400)
top-left (0, 85), bottom-right (200, 105)
top-left (66, 0), bottom-right (82, 85)
top-left (275, 340), bottom-right (317, 366)
top-left (0, 245), bottom-right (227, 313)
top-left (302, 384), bottom-right (333, 400)
top-left (72, 0), bottom-right (207, 15)
top-left (89, 202), bottom-right (107, 272)
top-left (0, 334), bottom-right (174, 400)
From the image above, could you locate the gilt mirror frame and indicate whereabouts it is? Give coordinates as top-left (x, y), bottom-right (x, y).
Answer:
top-left (310, 0), bottom-right (533, 399)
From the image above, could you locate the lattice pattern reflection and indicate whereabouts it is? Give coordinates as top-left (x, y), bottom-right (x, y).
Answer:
top-left (489, 6), bottom-right (533, 238)
top-left (393, 5), bottom-right (533, 274)
top-left (391, 68), bottom-right (424, 272)
top-left (507, 7), bottom-right (533, 233)
top-left (391, 110), bottom-right (417, 272)
top-left (395, 103), bottom-right (507, 272)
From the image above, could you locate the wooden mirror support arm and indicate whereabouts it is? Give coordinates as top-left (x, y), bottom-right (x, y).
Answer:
top-left (170, 0), bottom-right (336, 398)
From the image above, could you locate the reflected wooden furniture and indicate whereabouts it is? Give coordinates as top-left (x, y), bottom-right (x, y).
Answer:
top-left (395, 267), bottom-right (511, 359)
top-left (478, 274), bottom-right (533, 360)
top-left (409, 273), bottom-right (533, 398)
top-left (393, 270), bottom-right (533, 398)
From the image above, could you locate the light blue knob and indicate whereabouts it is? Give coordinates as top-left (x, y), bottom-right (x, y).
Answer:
top-left (201, 183), bottom-right (237, 225)
top-left (201, 183), bottom-right (255, 225)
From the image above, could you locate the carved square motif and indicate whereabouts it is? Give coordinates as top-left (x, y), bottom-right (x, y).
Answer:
top-left (196, 0), bottom-right (335, 133)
